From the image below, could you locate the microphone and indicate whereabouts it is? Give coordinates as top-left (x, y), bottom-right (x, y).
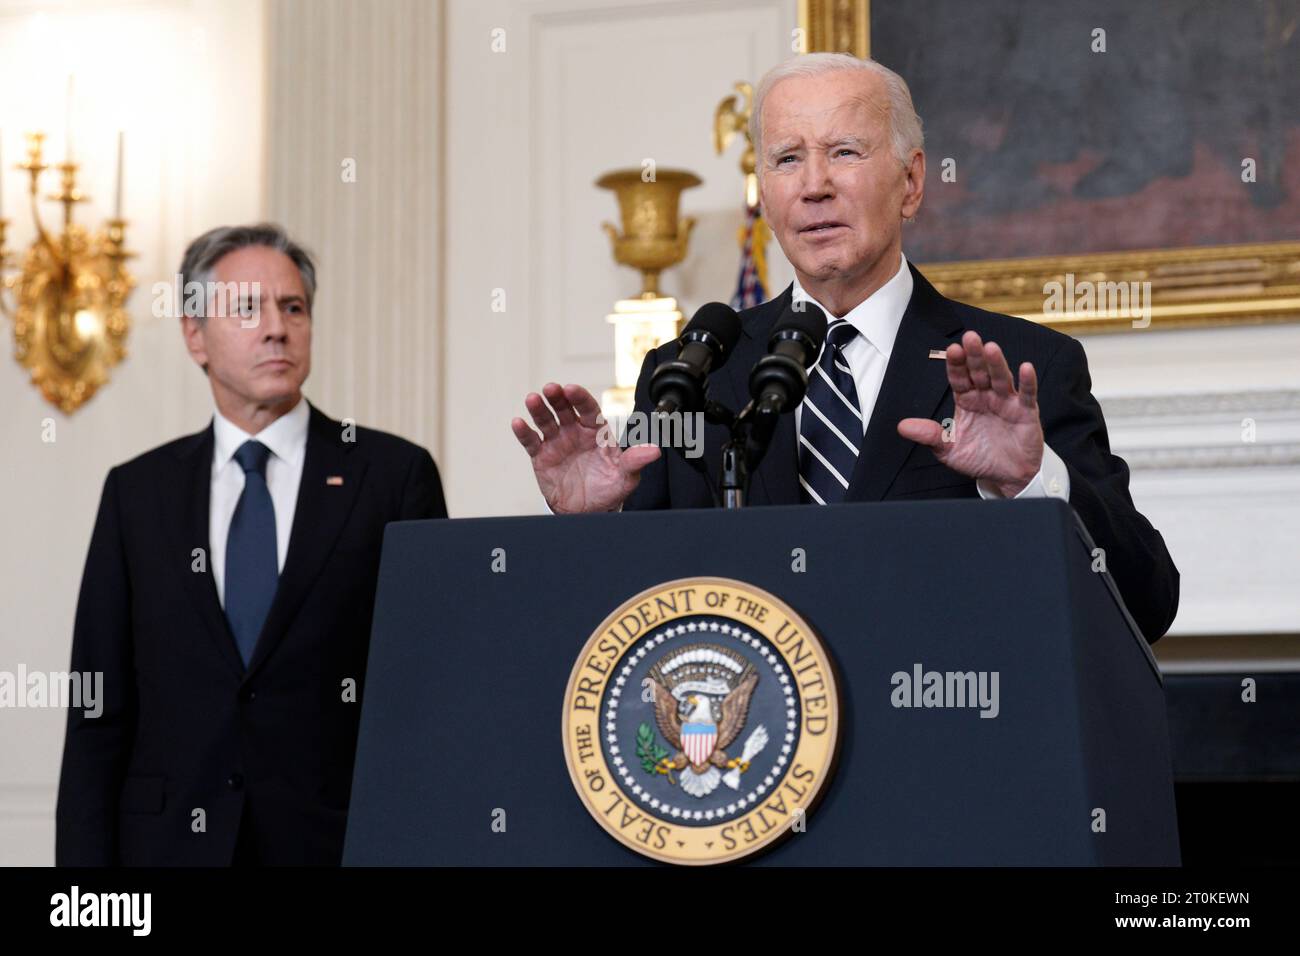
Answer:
top-left (748, 299), bottom-right (828, 415)
top-left (650, 302), bottom-right (742, 416)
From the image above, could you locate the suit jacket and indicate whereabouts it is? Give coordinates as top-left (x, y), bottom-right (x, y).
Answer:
top-left (56, 402), bottom-right (447, 866)
top-left (625, 264), bottom-right (1179, 643)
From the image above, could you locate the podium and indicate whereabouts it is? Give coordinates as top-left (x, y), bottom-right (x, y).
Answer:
top-left (343, 499), bottom-right (1179, 865)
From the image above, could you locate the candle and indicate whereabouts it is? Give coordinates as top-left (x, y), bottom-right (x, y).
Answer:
top-left (114, 131), bottom-right (124, 219)
top-left (65, 74), bottom-right (75, 162)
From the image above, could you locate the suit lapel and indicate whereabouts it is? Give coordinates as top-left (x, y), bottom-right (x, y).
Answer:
top-left (245, 403), bottom-right (367, 678)
top-left (845, 265), bottom-right (966, 502)
top-left (170, 424), bottom-right (246, 678)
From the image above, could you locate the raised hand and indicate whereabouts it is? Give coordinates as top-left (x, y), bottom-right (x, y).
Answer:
top-left (897, 331), bottom-right (1044, 497)
top-left (511, 382), bottom-right (661, 513)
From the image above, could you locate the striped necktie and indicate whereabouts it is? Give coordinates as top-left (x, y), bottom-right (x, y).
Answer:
top-left (798, 319), bottom-right (863, 504)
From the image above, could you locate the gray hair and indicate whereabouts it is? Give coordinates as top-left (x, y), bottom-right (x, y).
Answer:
top-left (750, 53), bottom-right (924, 174)
top-left (178, 222), bottom-right (317, 320)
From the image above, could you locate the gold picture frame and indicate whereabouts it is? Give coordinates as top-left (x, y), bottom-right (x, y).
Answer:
top-left (797, 0), bottom-right (1300, 334)
top-left (797, 0), bottom-right (870, 60)
top-left (924, 241), bottom-right (1300, 334)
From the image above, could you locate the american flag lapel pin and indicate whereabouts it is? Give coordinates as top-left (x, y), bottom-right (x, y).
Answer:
top-left (326, 475), bottom-right (344, 486)
top-left (928, 348), bottom-right (948, 360)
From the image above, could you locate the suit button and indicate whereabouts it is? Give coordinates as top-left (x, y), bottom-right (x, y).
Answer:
top-left (227, 773), bottom-right (244, 790)
top-left (240, 688), bottom-right (256, 702)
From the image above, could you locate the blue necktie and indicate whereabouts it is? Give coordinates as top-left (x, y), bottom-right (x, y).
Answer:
top-left (798, 320), bottom-right (864, 504)
top-left (225, 440), bottom-right (278, 665)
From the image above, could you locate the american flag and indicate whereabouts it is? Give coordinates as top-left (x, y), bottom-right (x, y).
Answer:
top-left (730, 204), bottom-right (770, 311)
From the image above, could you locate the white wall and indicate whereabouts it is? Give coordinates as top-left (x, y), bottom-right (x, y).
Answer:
top-left (1085, 325), bottom-right (1300, 642)
top-left (0, 0), bottom-right (267, 865)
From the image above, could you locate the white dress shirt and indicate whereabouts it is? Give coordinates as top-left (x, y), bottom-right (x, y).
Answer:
top-left (210, 397), bottom-right (310, 607)
top-left (792, 253), bottom-right (1070, 502)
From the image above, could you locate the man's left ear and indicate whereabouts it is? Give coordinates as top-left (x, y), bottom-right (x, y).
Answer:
top-left (901, 150), bottom-right (926, 221)
top-left (180, 314), bottom-right (210, 373)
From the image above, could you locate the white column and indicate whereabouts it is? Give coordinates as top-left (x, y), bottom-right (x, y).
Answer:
top-left (266, 0), bottom-right (445, 463)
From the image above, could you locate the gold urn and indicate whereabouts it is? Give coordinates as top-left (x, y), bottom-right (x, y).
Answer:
top-left (596, 168), bottom-right (701, 298)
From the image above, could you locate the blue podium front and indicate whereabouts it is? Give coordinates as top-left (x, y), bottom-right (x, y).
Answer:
top-left (343, 500), bottom-right (1179, 866)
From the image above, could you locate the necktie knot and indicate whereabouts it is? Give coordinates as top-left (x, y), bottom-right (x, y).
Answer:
top-left (826, 320), bottom-right (859, 352)
top-left (233, 440), bottom-right (271, 477)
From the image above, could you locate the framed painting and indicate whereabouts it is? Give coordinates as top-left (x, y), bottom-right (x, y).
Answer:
top-left (800, 0), bottom-right (1300, 332)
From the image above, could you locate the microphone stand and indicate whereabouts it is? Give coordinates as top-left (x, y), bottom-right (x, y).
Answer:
top-left (656, 394), bottom-right (788, 510)
top-left (708, 399), bottom-right (781, 510)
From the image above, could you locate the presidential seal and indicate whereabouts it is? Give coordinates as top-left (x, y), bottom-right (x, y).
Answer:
top-left (562, 577), bottom-right (839, 865)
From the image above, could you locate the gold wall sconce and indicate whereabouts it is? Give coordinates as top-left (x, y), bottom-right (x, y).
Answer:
top-left (0, 131), bottom-right (134, 413)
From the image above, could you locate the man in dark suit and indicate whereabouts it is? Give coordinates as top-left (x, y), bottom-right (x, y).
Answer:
top-left (511, 54), bottom-right (1178, 643)
top-left (57, 223), bottom-right (446, 866)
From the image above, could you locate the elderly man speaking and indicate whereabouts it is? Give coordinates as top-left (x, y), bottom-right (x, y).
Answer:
top-left (512, 53), bottom-right (1178, 643)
